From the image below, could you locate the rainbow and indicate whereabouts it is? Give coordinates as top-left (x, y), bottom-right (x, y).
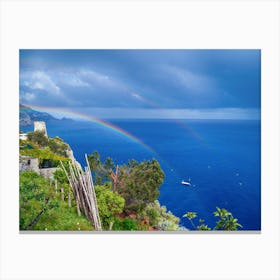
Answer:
top-left (127, 94), bottom-right (209, 148)
top-left (22, 104), bottom-right (156, 155)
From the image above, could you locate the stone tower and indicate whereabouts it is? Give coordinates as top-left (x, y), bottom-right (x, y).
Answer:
top-left (34, 121), bottom-right (48, 137)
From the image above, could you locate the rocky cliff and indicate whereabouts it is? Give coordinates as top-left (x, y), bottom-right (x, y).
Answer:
top-left (20, 104), bottom-right (57, 126)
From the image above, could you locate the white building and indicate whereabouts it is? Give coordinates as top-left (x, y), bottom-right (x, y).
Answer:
top-left (34, 121), bottom-right (48, 137)
top-left (19, 133), bottom-right (28, 140)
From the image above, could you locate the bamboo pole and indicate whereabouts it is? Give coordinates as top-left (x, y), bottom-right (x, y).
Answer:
top-left (77, 169), bottom-right (94, 225)
top-left (60, 161), bottom-right (81, 216)
top-left (84, 167), bottom-right (98, 229)
top-left (68, 190), bottom-right (71, 207)
top-left (68, 162), bottom-right (81, 216)
top-left (85, 154), bottom-right (102, 230)
top-left (60, 157), bottom-right (102, 231)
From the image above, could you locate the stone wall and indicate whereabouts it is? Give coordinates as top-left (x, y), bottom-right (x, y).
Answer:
top-left (39, 168), bottom-right (59, 179)
top-left (19, 155), bottom-right (58, 179)
top-left (19, 156), bottom-right (40, 173)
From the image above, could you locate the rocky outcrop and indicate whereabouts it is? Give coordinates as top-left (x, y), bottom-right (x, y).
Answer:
top-left (19, 119), bottom-right (81, 178)
top-left (20, 104), bottom-right (57, 126)
top-left (66, 148), bottom-right (82, 170)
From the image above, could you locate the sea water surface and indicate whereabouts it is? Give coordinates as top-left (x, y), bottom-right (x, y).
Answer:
top-left (21, 119), bottom-right (261, 230)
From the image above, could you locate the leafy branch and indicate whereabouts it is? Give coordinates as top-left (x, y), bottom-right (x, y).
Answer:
top-left (183, 207), bottom-right (242, 231)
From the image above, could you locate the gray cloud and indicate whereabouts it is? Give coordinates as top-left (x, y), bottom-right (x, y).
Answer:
top-left (20, 50), bottom-right (261, 116)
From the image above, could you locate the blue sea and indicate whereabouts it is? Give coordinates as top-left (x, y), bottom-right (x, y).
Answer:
top-left (21, 119), bottom-right (261, 230)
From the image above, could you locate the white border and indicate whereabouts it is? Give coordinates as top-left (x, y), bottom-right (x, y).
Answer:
top-left (1, 1), bottom-right (279, 279)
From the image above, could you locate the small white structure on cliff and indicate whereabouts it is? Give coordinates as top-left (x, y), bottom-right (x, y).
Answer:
top-left (34, 121), bottom-right (48, 137)
top-left (19, 133), bottom-right (28, 140)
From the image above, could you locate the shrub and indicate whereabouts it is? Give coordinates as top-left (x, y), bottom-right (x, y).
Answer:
top-left (112, 217), bottom-right (138, 231)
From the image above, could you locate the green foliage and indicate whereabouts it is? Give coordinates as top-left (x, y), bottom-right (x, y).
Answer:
top-left (117, 159), bottom-right (165, 213)
top-left (88, 153), bottom-right (165, 214)
top-left (112, 217), bottom-right (138, 231)
top-left (20, 171), bottom-right (92, 231)
top-left (103, 157), bottom-right (115, 169)
top-left (141, 200), bottom-right (180, 230)
top-left (33, 201), bottom-right (93, 231)
top-left (213, 207), bottom-right (242, 230)
top-left (95, 185), bottom-right (125, 230)
top-left (27, 131), bottom-right (48, 147)
top-left (183, 212), bottom-right (197, 220)
top-left (103, 157), bottom-right (115, 179)
top-left (53, 168), bottom-right (69, 185)
top-left (196, 224), bottom-right (211, 230)
top-left (88, 151), bottom-right (101, 170)
top-left (182, 207), bottom-right (242, 231)
top-left (53, 168), bottom-right (72, 195)
top-left (20, 146), bottom-right (69, 167)
top-left (19, 139), bottom-right (34, 149)
top-left (88, 151), bottom-right (105, 185)
top-left (183, 212), bottom-right (197, 229)
top-left (88, 151), bottom-right (116, 185)
top-left (48, 137), bottom-right (70, 157)
top-left (20, 171), bottom-right (57, 230)
top-left (20, 134), bottom-right (70, 168)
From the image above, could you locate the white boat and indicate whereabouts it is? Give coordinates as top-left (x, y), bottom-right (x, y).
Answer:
top-left (181, 180), bottom-right (191, 186)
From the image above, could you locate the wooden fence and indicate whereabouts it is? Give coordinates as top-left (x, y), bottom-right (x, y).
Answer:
top-left (60, 154), bottom-right (102, 231)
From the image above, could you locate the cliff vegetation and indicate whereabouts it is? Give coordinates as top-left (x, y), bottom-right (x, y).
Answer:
top-left (19, 127), bottom-right (242, 231)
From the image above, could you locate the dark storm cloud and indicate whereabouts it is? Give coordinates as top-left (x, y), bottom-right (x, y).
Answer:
top-left (19, 49), bottom-right (260, 119)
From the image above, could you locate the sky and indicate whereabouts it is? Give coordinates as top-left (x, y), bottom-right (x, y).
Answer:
top-left (19, 49), bottom-right (261, 119)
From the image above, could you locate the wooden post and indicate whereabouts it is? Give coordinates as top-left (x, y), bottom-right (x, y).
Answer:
top-left (61, 161), bottom-right (81, 216)
top-left (85, 154), bottom-right (102, 230)
top-left (109, 221), bottom-right (114, 231)
top-left (69, 163), bottom-right (81, 216)
top-left (60, 157), bottom-right (102, 230)
top-left (68, 190), bottom-right (71, 207)
top-left (61, 188), bottom-right (64, 201)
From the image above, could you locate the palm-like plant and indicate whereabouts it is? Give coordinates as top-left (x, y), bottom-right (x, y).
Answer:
top-left (196, 224), bottom-right (211, 230)
top-left (183, 211), bottom-right (197, 229)
top-left (213, 207), bottom-right (242, 230)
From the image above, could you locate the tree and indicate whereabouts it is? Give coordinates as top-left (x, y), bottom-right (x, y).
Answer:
top-left (103, 157), bottom-right (115, 175)
top-left (27, 131), bottom-right (48, 147)
top-left (87, 153), bottom-right (165, 213)
top-left (88, 151), bottom-right (102, 171)
top-left (95, 185), bottom-right (125, 230)
top-left (88, 151), bottom-right (111, 185)
top-left (141, 200), bottom-right (180, 230)
top-left (48, 137), bottom-right (69, 157)
top-left (116, 159), bottom-right (165, 213)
